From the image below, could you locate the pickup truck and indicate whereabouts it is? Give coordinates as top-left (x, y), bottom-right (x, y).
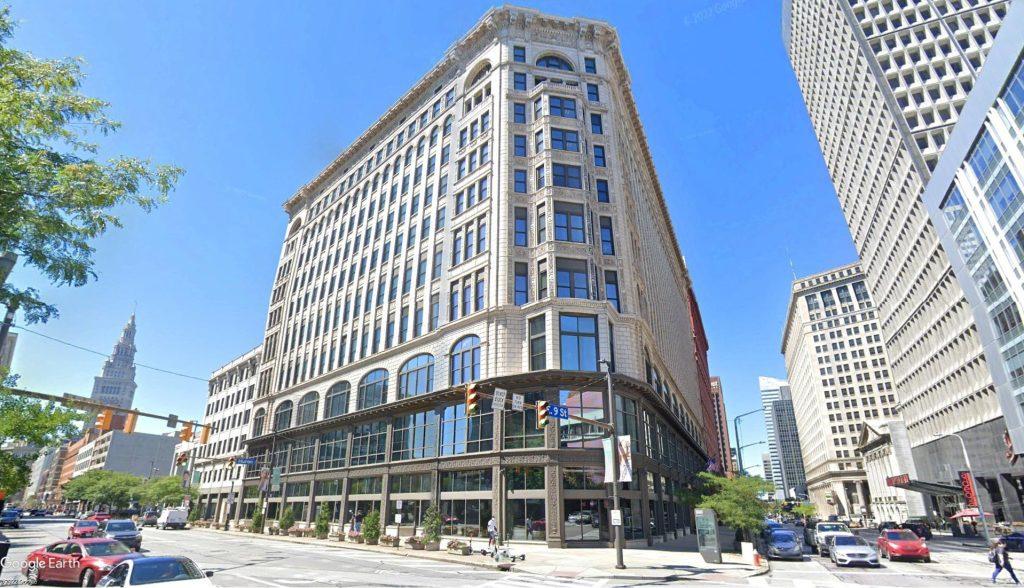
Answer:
top-left (813, 521), bottom-right (852, 555)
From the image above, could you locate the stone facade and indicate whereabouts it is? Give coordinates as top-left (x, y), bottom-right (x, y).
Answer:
top-left (239, 6), bottom-right (711, 548)
top-left (89, 314), bottom-right (138, 410)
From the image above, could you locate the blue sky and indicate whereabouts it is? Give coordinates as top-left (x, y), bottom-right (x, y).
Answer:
top-left (6, 0), bottom-right (857, 468)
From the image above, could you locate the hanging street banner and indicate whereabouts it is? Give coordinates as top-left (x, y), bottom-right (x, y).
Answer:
top-left (602, 435), bottom-right (633, 483)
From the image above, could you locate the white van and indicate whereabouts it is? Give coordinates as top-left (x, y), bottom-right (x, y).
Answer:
top-left (156, 507), bottom-right (188, 530)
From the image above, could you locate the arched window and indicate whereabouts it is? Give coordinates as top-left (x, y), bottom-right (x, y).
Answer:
top-left (536, 55), bottom-right (574, 71)
top-left (470, 63), bottom-right (492, 86)
top-left (297, 392), bottom-right (319, 426)
top-left (252, 408), bottom-right (266, 437)
top-left (416, 137), bottom-right (426, 157)
top-left (357, 369), bottom-right (389, 410)
top-left (324, 382), bottom-right (350, 419)
top-left (398, 354), bottom-right (435, 399)
top-left (404, 147), bottom-right (414, 166)
top-left (430, 126), bottom-right (439, 147)
top-left (443, 116), bottom-right (453, 137)
top-left (273, 400), bottom-right (293, 432)
top-left (450, 336), bottom-right (481, 385)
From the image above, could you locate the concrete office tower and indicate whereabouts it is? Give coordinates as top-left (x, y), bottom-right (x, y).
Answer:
top-left (243, 6), bottom-right (712, 548)
top-left (784, 0), bottom-right (1024, 518)
top-left (782, 263), bottom-right (898, 518)
top-left (89, 314), bottom-right (138, 410)
top-left (71, 430), bottom-right (178, 480)
top-left (710, 377), bottom-right (733, 476)
top-left (187, 346), bottom-right (260, 524)
top-left (759, 377), bottom-right (808, 500)
top-left (762, 453), bottom-right (775, 487)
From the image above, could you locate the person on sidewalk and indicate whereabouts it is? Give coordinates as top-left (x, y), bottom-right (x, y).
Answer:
top-left (992, 538), bottom-right (1021, 584)
top-left (487, 516), bottom-right (497, 548)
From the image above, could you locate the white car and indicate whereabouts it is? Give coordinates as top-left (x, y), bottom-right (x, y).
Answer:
top-left (814, 521), bottom-right (852, 555)
top-left (828, 534), bottom-right (880, 567)
top-left (156, 508), bottom-right (188, 530)
top-left (97, 557), bottom-right (214, 587)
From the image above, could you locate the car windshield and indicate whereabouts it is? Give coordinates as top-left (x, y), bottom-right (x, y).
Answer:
top-left (76, 521), bottom-right (99, 528)
top-left (771, 531), bottom-right (797, 542)
top-left (84, 541), bottom-right (132, 556)
top-left (887, 530), bottom-right (918, 540)
top-left (1, 510), bottom-right (15, 516)
top-left (106, 522), bottom-right (136, 532)
top-left (834, 536), bottom-right (867, 546)
top-left (818, 524), bottom-right (848, 533)
top-left (130, 559), bottom-right (205, 585)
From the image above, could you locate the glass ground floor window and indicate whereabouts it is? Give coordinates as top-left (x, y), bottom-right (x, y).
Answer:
top-left (440, 499), bottom-right (491, 537)
top-left (347, 499), bottom-right (381, 530)
top-left (563, 498), bottom-right (608, 542)
top-left (285, 501), bottom-right (309, 523)
top-left (312, 500), bottom-right (343, 523)
top-left (507, 498), bottom-right (546, 540)
top-left (622, 498), bottom-right (643, 540)
top-left (390, 498), bottom-right (429, 527)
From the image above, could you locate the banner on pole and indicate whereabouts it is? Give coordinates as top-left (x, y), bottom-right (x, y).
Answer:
top-left (603, 435), bottom-right (632, 483)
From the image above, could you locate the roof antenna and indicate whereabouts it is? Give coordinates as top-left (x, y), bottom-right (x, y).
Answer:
top-left (785, 247), bottom-right (797, 281)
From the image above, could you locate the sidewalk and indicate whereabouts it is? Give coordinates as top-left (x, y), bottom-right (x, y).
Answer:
top-left (185, 526), bottom-right (767, 582)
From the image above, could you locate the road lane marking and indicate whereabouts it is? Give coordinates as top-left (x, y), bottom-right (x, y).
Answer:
top-left (228, 573), bottom-right (288, 587)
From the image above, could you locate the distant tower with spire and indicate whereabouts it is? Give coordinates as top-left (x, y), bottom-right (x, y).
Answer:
top-left (89, 314), bottom-right (138, 410)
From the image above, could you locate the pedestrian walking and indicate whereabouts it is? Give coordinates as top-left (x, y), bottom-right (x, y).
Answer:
top-left (487, 516), bottom-right (497, 548)
top-left (992, 538), bottom-right (1021, 584)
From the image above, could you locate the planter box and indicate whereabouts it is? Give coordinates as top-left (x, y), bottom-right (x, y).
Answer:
top-left (447, 547), bottom-right (472, 556)
top-left (409, 542), bottom-right (425, 550)
top-left (424, 541), bottom-right (440, 551)
top-left (364, 537), bottom-right (379, 545)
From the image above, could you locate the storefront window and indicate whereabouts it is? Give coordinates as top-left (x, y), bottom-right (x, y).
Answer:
top-left (563, 466), bottom-right (604, 490)
top-left (507, 498), bottom-right (545, 540)
top-left (347, 500), bottom-right (381, 531)
top-left (563, 498), bottom-right (608, 542)
top-left (622, 498), bottom-right (644, 540)
top-left (507, 466), bottom-right (545, 490)
top-left (441, 499), bottom-right (491, 537)
top-left (441, 469), bottom-right (492, 492)
top-left (390, 499), bottom-right (428, 527)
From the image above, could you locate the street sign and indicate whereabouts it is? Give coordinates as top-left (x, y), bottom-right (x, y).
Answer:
top-left (394, 514), bottom-right (402, 524)
top-left (511, 393), bottom-right (524, 411)
top-left (181, 470), bottom-right (190, 489)
top-left (227, 493), bottom-right (235, 506)
top-left (546, 403), bottom-right (569, 419)
top-left (610, 509), bottom-right (622, 527)
top-left (396, 499), bottom-right (403, 509)
top-left (271, 466), bottom-right (282, 491)
top-left (492, 388), bottom-right (507, 410)
top-left (167, 414), bottom-right (178, 428)
top-left (236, 457), bottom-right (257, 466)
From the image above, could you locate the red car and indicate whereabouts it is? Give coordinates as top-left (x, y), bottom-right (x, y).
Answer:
top-left (69, 520), bottom-right (101, 538)
top-left (22, 538), bottom-right (144, 586)
top-left (877, 528), bottom-right (931, 562)
top-left (86, 512), bottom-right (113, 522)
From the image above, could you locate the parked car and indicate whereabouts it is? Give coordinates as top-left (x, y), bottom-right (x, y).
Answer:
top-left (156, 508), bottom-right (188, 530)
top-left (0, 509), bottom-right (20, 529)
top-left (829, 534), bottom-right (880, 567)
top-left (1002, 532), bottom-right (1024, 552)
top-left (141, 511), bottom-right (159, 527)
top-left (803, 518), bottom-right (819, 545)
top-left (814, 521), bottom-right (852, 555)
top-left (97, 556), bottom-right (215, 587)
top-left (878, 529), bottom-right (931, 562)
top-left (877, 521), bottom-right (899, 532)
top-left (69, 520), bottom-right (101, 538)
top-left (899, 521), bottom-right (933, 540)
top-left (22, 538), bottom-right (144, 586)
top-left (766, 529), bottom-right (804, 560)
top-left (98, 519), bottom-right (143, 551)
top-left (85, 512), bottom-right (114, 523)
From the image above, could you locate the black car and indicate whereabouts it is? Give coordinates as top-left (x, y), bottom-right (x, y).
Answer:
top-left (877, 521), bottom-right (898, 532)
top-left (1002, 532), bottom-right (1024, 552)
top-left (899, 521), bottom-right (933, 540)
top-left (98, 519), bottom-right (143, 551)
top-left (0, 510), bottom-right (19, 529)
top-left (766, 529), bottom-right (804, 560)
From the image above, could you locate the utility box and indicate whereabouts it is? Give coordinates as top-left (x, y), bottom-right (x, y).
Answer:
top-left (695, 508), bottom-right (722, 564)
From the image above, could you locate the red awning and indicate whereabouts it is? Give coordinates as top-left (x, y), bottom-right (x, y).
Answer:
top-left (950, 508), bottom-right (994, 519)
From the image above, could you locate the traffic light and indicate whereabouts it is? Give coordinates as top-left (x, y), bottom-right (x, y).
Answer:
top-left (199, 424), bottom-right (211, 444)
top-left (175, 452), bottom-right (189, 466)
top-left (123, 411), bottom-right (138, 434)
top-left (465, 384), bottom-right (479, 416)
top-left (180, 422), bottom-right (194, 442)
top-left (95, 409), bottom-right (113, 432)
top-left (536, 400), bottom-right (549, 429)
top-left (227, 457), bottom-right (236, 468)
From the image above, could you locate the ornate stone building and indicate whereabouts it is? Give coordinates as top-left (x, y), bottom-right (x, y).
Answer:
top-left (239, 6), bottom-right (712, 548)
top-left (89, 314), bottom-right (138, 410)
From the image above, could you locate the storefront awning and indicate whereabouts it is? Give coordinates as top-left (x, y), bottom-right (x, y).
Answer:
top-left (891, 478), bottom-right (963, 496)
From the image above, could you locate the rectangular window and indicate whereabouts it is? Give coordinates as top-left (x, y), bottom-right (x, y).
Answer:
top-left (514, 134), bottom-right (527, 157)
top-left (536, 164), bottom-right (546, 189)
top-left (429, 293), bottom-right (440, 330)
top-left (538, 259), bottom-right (548, 299)
top-left (591, 113), bottom-right (603, 134)
top-left (534, 129), bottom-right (545, 153)
top-left (513, 72), bottom-right (527, 91)
top-left (450, 285), bottom-right (460, 321)
top-left (537, 204), bottom-right (547, 244)
top-left (552, 164), bottom-right (582, 188)
top-left (549, 96), bottom-right (577, 118)
top-left (599, 217), bottom-right (615, 255)
top-left (605, 270), bottom-right (620, 312)
top-left (584, 57), bottom-right (597, 74)
top-left (513, 103), bottom-right (526, 124)
top-left (533, 97), bottom-right (543, 120)
top-left (514, 169), bottom-right (528, 193)
top-left (596, 179), bottom-right (610, 203)
top-left (554, 203), bottom-right (586, 243)
top-left (556, 258), bottom-right (589, 299)
top-left (514, 262), bottom-right (529, 305)
top-left (529, 315), bottom-right (546, 370)
top-left (551, 128), bottom-right (579, 152)
top-left (587, 83), bottom-right (600, 102)
top-left (514, 207), bottom-right (528, 246)
top-left (559, 314), bottom-right (598, 371)
top-left (594, 145), bottom-right (606, 167)
top-left (513, 45), bottom-right (526, 63)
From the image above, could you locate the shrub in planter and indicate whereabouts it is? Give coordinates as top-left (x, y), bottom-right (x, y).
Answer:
top-left (405, 536), bottom-right (425, 550)
top-left (423, 504), bottom-right (442, 549)
top-left (251, 511), bottom-right (264, 535)
top-left (315, 502), bottom-right (331, 539)
top-left (279, 508), bottom-right (295, 534)
top-left (361, 510), bottom-right (382, 544)
top-left (288, 526), bottom-right (302, 537)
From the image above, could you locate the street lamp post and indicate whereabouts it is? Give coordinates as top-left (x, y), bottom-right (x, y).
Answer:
top-left (736, 441), bottom-right (765, 476)
top-left (598, 359), bottom-right (625, 570)
top-left (934, 433), bottom-right (991, 545)
top-left (732, 409), bottom-right (762, 475)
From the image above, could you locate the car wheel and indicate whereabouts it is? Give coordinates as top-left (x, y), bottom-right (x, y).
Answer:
top-left (80, 568), bottom-right (95, 587)
top-left (924, 556), bottom-right (931, 563)
top-left (26, 566), bottom-right (40, 585)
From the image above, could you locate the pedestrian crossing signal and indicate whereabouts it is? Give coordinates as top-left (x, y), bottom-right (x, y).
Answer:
top-left (536, 400), bottom-right (549, 429)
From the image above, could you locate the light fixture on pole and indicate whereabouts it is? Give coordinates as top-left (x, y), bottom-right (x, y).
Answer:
top-left (732, 409), bottom-right (762, 475)
top-left (934, 432), bottom-right (990, 545)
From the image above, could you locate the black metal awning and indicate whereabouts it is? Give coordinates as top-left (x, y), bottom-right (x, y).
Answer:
top-left (892, 479), bottom-right (963, 496)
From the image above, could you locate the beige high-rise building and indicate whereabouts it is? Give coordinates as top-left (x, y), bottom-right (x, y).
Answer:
top-left (782, 263), bottom-right (898, 519)
top-left (239, 6), bottom-right (713, 548)
top-left (784, 0), bottom-right (1024, 520)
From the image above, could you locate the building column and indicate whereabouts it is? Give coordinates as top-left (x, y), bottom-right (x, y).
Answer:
top-left (339, 477), bottom-right (351, 532)
top-left (997, 474), bottom-right (1024, 522)
top-left (545, 464), bottom-right (562, 548)
top-left (639, 469), bottom-right (653, 546)
top-left (380, 473), bottom-right (392, 531)
top-left (855, 481), bottom-right (868, 521)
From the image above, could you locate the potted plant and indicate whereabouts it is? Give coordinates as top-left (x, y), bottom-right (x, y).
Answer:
top-left (362, 510), bottom-right (381, 545)
top-left (446, 539), bottom-right (472, 555)
top-left (406, 536), bottom-right (425, 550)
top-left (315, 502), bottom-right (331, 540)
top-left (279, 508), bottom-right (295, 537)
top-left (379, 534), bottom-right (399, 547)
top-left (288, 525), bottom-right (302, 537)
top-left (251, 511), bottom-right (264, 535)
top-left (346, 530), bottom-right (363, 543)
top-left (423, 504), bottom-right (442, 551)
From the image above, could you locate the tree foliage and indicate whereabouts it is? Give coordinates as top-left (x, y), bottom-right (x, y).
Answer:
top-left (361, 510), bottom-right (381, 542)
top-left (139, 475), bottom-right (196, 507)
top-left (792, 502), bottom-right (817, 520)
top-left (315, 502), bottom-right (330, 537)
top-left (279, 505), bottom-right (295, 530)
top-left (423, 503), bottom-right (442, 543)
top-left (696, 472), bottom-right (775, 538)
top-left (61, 470), bottom-right (143, 509)
top-left (0, 6), bottom-right (183, 323)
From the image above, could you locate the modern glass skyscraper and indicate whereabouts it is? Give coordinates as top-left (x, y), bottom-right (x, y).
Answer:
top-left (759, 377), bottom-right (807, 500)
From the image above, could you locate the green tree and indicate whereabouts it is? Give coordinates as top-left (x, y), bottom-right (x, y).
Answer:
top-left (361, 510), bottom-right (381, 542)
top-left (314, 502), bottom-right (330, 538)
top-left (422, 503), bottom-right (442, 543)
top-left (279, 504), bottom-right (295, 531)
top-left (251, 504), bottom-right (264, 534)
top-left (140, 476), bottom-right (197, 508)
top-left (0, 6), bottom-right (183, 324)
top-left (62, 470), bottom-right (143, 510)
top-left (792, 502), bottom-right (817, 521)
top-left (696, 472), bottom-right (775, 541)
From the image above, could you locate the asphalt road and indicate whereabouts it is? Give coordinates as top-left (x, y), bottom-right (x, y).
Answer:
top-left (0, 518), bottom-right (606, 588)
